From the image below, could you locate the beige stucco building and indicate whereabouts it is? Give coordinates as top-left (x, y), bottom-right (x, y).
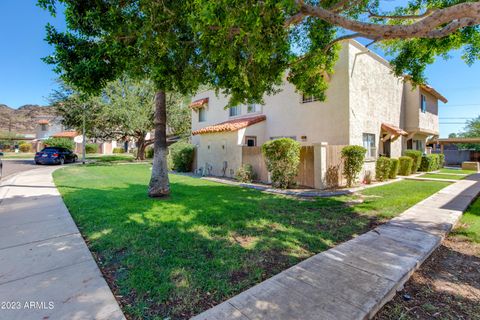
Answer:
top-left (189, 40), bottom-right (447, 186)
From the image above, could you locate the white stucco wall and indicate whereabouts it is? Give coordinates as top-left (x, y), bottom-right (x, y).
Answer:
top-left (404, 83), bottom-right (439, 135)
top-left (196, 131), bottom-right (242, 177)
top-left (347, 41), bottom-right (404, 160)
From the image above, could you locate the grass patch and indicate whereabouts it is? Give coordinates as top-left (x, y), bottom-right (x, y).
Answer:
top-left (452, 198), bottom-right (480, 243)
top-left (420, 173), bottom-right (466, 180)
top-left (439, 168), bottom-right (477, 175)
top-left (1, 152), bottom-right (35, 159)
top-left (53, 164), bottom-right (449, 319)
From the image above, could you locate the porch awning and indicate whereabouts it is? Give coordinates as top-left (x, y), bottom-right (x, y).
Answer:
top-left (381, 123), bottom-right (408, 136)
top-left (192, 115), bottom-right (266, 135)
top-left (51, 131), bottom-right (78, 138)
top-left (189, 98), bottom-right (209, 109)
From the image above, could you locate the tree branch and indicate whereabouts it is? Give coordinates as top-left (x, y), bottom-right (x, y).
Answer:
top-left (289, 1), bottom-right (480, 40)
top-left (368, 8), bottom-right (434, 20)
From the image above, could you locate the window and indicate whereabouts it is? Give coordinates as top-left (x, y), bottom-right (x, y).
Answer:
top-left (247, 104), bottom-right (260, 113)
top-left (229, 105), bottom-right (241, 117)
top-left (302, 94), bottom-right (320, 103)
top-left (41, 124), bottom-right (47, 131)
top-left (420, 94), bottom-right (427, 113)
top-left (414, 139), bottom-right (424, 152)
top-left (245, 136), bottom-right (257, 147)
top-left (270, 136), bottom-right (297, 141)
top-left (198, 107), bottom-right (206, 122)
top-left (363, 133), bottom-right (376, 159)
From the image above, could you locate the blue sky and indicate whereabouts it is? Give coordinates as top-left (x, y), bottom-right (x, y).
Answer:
top-left (0, 1), bottom-right (479, 137)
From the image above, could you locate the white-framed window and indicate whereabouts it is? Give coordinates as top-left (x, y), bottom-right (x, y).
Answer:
top-left (420, 94), bottom-right (427, 113)
top-left (40, 124), bottom-right (47, 131)
top-left (198, 107), bottom-right (206, 122)
top-left (229, 105), bottom-right (241, 117)
top-left (245, 136), bottom-right (257, 147)
top-left (363, 133), bottom-right (376, 159)
top-left (414, 139), bottom-right (424, 151)
top-left (302, 94), bottom-right (320, 103)
top-left (247, 103), bottom-right (260, 113)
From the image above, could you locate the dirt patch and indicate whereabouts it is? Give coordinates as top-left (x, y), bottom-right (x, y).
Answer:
top-left (376, 236), bottom-right (480, 320)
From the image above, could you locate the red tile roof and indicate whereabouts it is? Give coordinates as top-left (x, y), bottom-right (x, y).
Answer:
top-left (381, 123), bottom-right (408, 136)
top-left (192, 115), bottom-right (266, 135)
top-left (52, 131), bottom-right (78, 138)
top-left (189, 98), bottom-right (209, 109)
top-left (38, 119), bottom-right (49, 125)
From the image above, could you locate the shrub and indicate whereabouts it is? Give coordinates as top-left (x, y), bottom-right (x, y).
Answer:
top-left (235, 164), bottom-right (256, 182)
top-left (398, 156), bottom-right (413, 176)
top-left (85, 143), bottom-right (98, 154)
top-left (43, 138), bottom-right (74, 150)
top-left (375, 157), bottom-right (391, 182)
top-left (262, 138), bottom-right (301, 189)
top-left (389, 158), bottom-right (399, 179)
top-left (19, 143), bottom-right (32, 153)
top-left (404, 150), bottom-right (422, 174)
top-left (113, 147), bottom-right (125, 154)
top-left (341, 145), bottom-right (367, 187)
top-left (438, 153), bottom-right (445, 168)
top-left (419, 154), bottom-right (441, 172)
top-left (170, 141), bottom-right (195, 172)
top-left (146, 147), bottom-right (154, 159)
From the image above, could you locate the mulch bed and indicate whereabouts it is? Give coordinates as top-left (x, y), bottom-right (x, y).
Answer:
top-left (375, 236), bottom-right (480, 320)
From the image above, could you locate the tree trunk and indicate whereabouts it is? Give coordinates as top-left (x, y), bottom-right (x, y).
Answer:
top-left (136, 134), bottom-right (146, 160)
top-left (148, 90), bottom-right (170, 198)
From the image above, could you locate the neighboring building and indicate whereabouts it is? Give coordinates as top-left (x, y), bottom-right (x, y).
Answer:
top-left (190, 40), bottom-right (447, 187)
top-left (34, 116), bottom-right (65, 140)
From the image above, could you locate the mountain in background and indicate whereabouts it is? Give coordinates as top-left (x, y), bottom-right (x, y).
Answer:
top-left (0, 104), bottom-right (56, 134)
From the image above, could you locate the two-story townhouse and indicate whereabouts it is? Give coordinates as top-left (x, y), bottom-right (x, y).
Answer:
top-left (189, 40), bottom-right (447, 186)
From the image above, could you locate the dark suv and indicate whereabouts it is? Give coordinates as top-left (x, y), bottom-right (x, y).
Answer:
top-left (35, 147), bottom-right (78, 165)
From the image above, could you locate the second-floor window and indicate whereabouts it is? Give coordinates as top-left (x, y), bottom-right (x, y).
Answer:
top-left (40, 124), bottom-right (47, 131)
top-left (420, 94), bottom-right (427, 113)
top-left (302, 94), bottom-right (320, 103)
top-left (247, 103), bottom-right (260, 113)
top-left (198, 107), bottom-right (206, 122)
top-left (229, 105), bottom-right (241, 117)
top-left (363, 133), bottom-right (376, 159)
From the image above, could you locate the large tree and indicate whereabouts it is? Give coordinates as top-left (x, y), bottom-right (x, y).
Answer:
top-left (40, 0), bottom-right (480, 196)
top-left (39, 0), bottom-right (204, 197)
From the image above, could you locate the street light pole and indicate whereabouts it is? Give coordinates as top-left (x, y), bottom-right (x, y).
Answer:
top-left (82, 104), bottom-right (86, 164)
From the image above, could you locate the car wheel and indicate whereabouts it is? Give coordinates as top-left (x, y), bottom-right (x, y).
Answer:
top-left (73, 156), bottom-right (77, 163)
top-left (35, 161), bottom-right (40, 165)
top-left (59, 158), bottom-right (65, 165)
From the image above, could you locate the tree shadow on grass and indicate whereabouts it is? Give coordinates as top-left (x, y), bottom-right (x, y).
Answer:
top-left (56, 179), bottom-right (377, 320)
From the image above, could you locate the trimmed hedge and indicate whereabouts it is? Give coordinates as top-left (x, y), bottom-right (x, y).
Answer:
top-left (341, 145), bottom-right (367, 187)
top-left (262, 138), bottom-right (301, 189)
top-left (19, 143), bottom-right (32, 153)
top-left (404, 150), bottom-right (422, 174)
top-left (113, 147), bottom-right (125, 154)
top-left (235, 164), bottom-right (256, 183)
top-left (398, 156), bottom-right (413, 176)
top-left (85, 143), bottom-right (98, 154)
top-left (389, 158), bottom-right (399, 179)
top-left (419, 154), bottom-right (441, 172)
top-left (375, 157), bottom-right (391, 182)
top-left (438, 153), bottom-right (445, 168)
top-left (43, 137), bottom-right (75, 150)
top-left (170, 141), bottom-right (195, 172)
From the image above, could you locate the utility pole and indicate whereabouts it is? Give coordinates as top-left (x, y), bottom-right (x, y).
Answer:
top-left (82, 104), bottom-right (86, 164)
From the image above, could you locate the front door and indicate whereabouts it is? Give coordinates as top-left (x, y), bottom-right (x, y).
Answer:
top-left (383, 139), bottom-right (391, 157)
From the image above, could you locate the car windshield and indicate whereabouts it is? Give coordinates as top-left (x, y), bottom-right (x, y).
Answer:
top-left (41, 148), bottom-right (59, 152)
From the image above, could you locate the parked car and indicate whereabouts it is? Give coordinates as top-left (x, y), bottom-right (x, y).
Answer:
top-left (34, 147), bottom-right (78, 165)
top-left (0, 152), bottom-right (3, 179)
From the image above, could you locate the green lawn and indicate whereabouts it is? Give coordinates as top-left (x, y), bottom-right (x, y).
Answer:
top-left (420, 173), bottom-right (466, 180)
top-left (1, 152), bottom-right (35, 159)
top-left (439, 168), bottom-right (477, 175)
top-left (53, 164), bottom-right (450, 319)
top-left (452, 197), bottom-right (480, 243)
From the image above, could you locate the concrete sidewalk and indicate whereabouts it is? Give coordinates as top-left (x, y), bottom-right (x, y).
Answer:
top-left (193, 174), bottom-right (480, 320)
top-left (0, 167), bottom-right (125, 320)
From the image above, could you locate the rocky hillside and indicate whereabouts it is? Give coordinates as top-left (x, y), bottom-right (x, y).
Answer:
top-left (0, 104), bottom-right (56, 134)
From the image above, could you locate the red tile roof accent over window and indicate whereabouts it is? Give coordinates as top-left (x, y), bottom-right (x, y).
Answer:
top-left (381, 123), bottom-right (408, 136)
top-left (38, 119), bottom-right (49, 125)
top-left (192, 115), bottom-right (266, 135)
top-left (189, 98), bottom-right (209, 109)
top-left (52, 131), bottom-right (78, 138)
